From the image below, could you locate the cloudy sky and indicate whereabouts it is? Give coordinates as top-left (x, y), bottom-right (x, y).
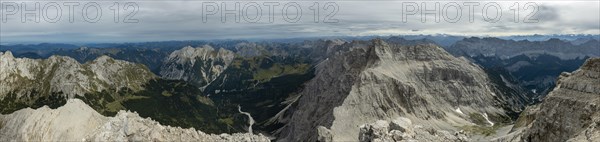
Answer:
top-left (0, 0), bottom-right (598, 43)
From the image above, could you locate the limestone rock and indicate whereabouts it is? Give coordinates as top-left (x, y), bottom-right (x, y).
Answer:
top-left (359, 120), bottom-right (395, 142)
top-left (389, 117), bottom-right (412, 133)
top-left (0, 99), bottom-right (270, 142)
top-left (317, 126), bottom-right (333, 142)
top-left (0, 99), bottom-right (108, 141)
top-left (358, 117), bottom-right (468, 142)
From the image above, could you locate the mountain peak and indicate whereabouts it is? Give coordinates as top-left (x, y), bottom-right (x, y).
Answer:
top-left (47, 55), bottom-right (80, 65)
top-left (167, 45), bottom-right (232, 64)
top-left (160, 46), bottom-right (235, 87)
top-left (278, 39), bottom-right (509, 141)
top-left (1, 51), bottom-right (14, 59)
top-left (90, 55), bottom-right (122, 65)
top-left (372, 39), bottom-right (452, 61)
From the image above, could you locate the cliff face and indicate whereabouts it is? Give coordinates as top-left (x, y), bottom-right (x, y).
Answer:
top-left (159, 45), bottom-right (235, 87)
top-left (277, 39), bottom-right (513, 141)
top-left (517, 58), bottom-right (600, 142)
top-left (0, 99), bottom-right (270, 141)
top-left (0, 51), bottom-right (155, 98)
top-left (275, 40), bottom-right (374, 141)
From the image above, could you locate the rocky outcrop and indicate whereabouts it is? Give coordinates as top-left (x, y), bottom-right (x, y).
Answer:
top-left (0, 51), bottom-right (155, 98)
top-left (160, 45), bottom-right (235, 87)
top-left (357, 117), bottom-right (469, 142)
top-left (358, 118), bottom-right (415, 142)
top-left (0, 99), bottom-right (107, 141)
top-left (317, 126), bottom-right (333, 142)
top-left (515, 58), bottom-right (600, 142)
top-left (277, 39), bottom-right (512, 141)
top-left (0, 99), bottom-right (270, 141)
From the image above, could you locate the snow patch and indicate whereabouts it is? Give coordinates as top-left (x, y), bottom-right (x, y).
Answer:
top-left (455, 107), bottom-right (464, 115)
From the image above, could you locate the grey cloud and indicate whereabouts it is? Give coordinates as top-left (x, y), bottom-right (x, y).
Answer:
top-left (536, 5), bottom-right (560, 21)
top-left (0, 1), bottom-right (598, 43)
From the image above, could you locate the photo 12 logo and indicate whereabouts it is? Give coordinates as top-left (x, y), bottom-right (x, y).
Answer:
top-left (0, 1), bottom-right (540, 24)
top-left (400, 2), bottom-right (540, 23)
top-left (200, 2), bottom-right (339, 23)
top-left (0, 1), bottom-right (139, 23)
top-left (0, 1), bottom-right (342, 24)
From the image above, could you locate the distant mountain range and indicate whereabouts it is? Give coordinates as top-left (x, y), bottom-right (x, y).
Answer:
top-left (446, 37), bottom-right (599, 101)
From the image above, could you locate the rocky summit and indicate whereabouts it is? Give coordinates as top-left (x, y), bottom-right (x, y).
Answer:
top-left (0, 99), bottom-right (270, 141)
top-left (276, 39), bottom-right (516, 142)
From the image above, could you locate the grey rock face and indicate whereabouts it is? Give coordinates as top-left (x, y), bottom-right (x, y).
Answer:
top-left (519, 58), bottom-right (600, 142)
top-left (0, 51), bottom-right (155, 98)
top-left (277, 39), bottom-right (511, 141)
top-left (276, 40), bottom-right (375, 142)
top-left (0, 99), bottom-right (270, 142)
top-left (0, 99), bottom-right (107, 141)
top-left (359, 120), bottom-right (397, 142)
top-left (160, 45), bottom-right (235, 87)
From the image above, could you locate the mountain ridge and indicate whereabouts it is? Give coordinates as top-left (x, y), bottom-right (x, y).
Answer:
top-left (276, 39), bottom-right (518, 141)
top-left (160, 45), bottom-right (235, 87)
top-left (0, 51), bottom-right (155, 98)
top-left (0, 99), bottom-right (270, 141)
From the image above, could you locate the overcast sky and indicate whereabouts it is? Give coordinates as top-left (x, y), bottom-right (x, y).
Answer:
top-left (0, 0), bottom-right (598, 43)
